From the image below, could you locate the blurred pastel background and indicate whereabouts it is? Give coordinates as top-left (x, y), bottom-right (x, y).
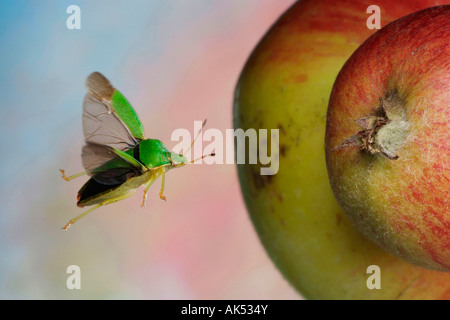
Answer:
top-left (0, 0), bottom-right (300, 299)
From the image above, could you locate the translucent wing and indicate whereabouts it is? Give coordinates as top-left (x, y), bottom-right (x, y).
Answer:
top-left (80, 72), bottom-right (146, 185)
top-left (81, 143), bottom-right (142, 185)
top-left (82, 72), bottom-right (145, 149)
top-left (82, 92), bottom-right (139, 150)
top-left (82, 143), bottom-right (118, 172)
top-left (91, 167), bottom-right (140, 185)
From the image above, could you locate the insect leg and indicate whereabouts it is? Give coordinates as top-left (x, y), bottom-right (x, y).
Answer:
top-left (159, 169), bottom-right (166, 201)
top-left (63, 191), bottom-right (136, 230)
top-left (141, 174), bottom-right (158, 207)
top-left (60, 169), bottom-right (90, 181)
top-left (63, 203), bottom-right (103, 230)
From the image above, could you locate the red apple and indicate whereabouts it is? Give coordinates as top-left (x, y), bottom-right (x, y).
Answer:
top-left (236, 0), bottom-right (450, 299)
top-left (325, 5), bottom-right (449, 271)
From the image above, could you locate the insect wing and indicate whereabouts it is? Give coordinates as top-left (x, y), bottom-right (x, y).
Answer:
top-left (110, 90), bottom-right (145, 141)
top-left (81, 143), bottom-right (141, 185)
top-left (82, 143), bottom-right (117, 172)
top-left (80, 72), bottom-right (147, 185)
top-left (83, 72), bottom-right (145, 147)
top-left (82, 92), bottom-right (139, 150)
top-left (90, 167), bottom-right (139, 185)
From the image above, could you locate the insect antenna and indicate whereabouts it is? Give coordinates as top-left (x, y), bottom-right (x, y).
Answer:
top-left (172, 152), bottom-right (215, 168)
top-left (181, 119), bottom-right (207, 157)
top-left (187, 152), bottom-right (215, 164)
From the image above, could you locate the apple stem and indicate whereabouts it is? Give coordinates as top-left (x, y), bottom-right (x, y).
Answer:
top-left (333, 89), bottom-right (409, 160)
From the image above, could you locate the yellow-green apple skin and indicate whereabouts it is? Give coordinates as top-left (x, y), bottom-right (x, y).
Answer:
top-left (325, 6), bottom-right (450, 272)
top-left (234, 0), bottom-right (450, 299)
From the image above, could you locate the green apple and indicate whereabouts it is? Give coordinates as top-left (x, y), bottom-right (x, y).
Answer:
top-left (325, 6), bottom-right (449, 272)
top-left (234, 0), bottom-right (450, 299)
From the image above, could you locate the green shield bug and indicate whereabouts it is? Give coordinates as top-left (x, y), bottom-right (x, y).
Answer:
top-left (60, 72), bottom-right (214, 230)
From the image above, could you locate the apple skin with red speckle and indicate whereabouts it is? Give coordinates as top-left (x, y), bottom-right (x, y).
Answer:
top-left (325, 6), bottom-right (450, 272)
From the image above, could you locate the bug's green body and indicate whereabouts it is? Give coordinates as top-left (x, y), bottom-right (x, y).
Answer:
top-left (78, 170), bottom-right (156, 207)
top-left (138, 139), bottom-right (172, 168)
top-left (60, 72), bottom-right (204, 230)
top-left (77, 139), bottom-right (174, 207)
